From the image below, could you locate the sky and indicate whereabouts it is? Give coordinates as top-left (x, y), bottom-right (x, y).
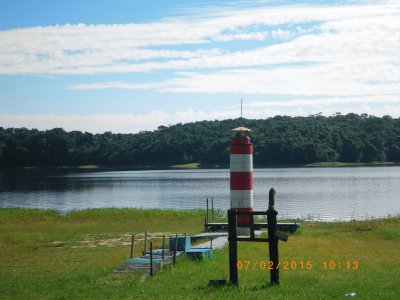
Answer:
top-left (0, 0), bottom-right (399, 133)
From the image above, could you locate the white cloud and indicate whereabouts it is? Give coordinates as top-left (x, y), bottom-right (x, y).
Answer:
top-left (53, 1), bottom-right (400, 103)
top-left (0, 1), bottom-right (399, 76)
top-left (68, 61), bottom-right (400, 97)
top-left (0, 112), bottom-right (171, 133)
top-left (246, 94), bottom-right (400, 108)
top-left (271, 28), bottom-right (292, 39)
top-left (67, 81), bottom-right (168, 91)
top-left (0, 109), bottom-right (237, 133)
top-left (1, 0), bottom-right (400, 128)
top-left (2, 98), bottom-right (399, 134)
top-left (213, 31), bottom-right (268, 42)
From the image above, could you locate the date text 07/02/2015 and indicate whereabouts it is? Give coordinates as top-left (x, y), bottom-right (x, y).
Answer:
top-left (237, 260), bottom-right (359, 271)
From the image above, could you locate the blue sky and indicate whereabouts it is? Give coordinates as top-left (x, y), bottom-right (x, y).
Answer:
top-left (1, 0), bottom-right (399, 133)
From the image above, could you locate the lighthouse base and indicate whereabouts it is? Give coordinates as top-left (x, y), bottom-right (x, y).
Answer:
top-left (232, 207), bottom-right (253, 236)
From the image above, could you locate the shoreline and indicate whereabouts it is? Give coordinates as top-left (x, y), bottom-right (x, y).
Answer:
top-left (0, 207), bottom-right (397, 223)
top-left (1, 161), bottom-right (399, 171)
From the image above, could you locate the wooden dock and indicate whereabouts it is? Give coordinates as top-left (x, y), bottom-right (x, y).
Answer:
top-left (204, 222), bottom-right (300, 233)
top-left (114, 234), bottom-right (214, 277)
top-left (114, 249), bottom-right (183, 277)
top-left (203, 198), bottom-right (301, 234)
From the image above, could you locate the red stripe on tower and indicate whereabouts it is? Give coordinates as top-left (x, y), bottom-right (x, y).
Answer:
top-left (230, 127), bottom-right (253, 231)
top-left (230, 172), bottom-right (252, 190)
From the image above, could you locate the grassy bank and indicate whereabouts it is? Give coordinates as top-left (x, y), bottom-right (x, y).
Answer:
top-left (170, 162), bottom-right (201, 169)
top-left (1, 209), bottom-right (399, 299)
top-left (304, 161), bottom-right (400, 167)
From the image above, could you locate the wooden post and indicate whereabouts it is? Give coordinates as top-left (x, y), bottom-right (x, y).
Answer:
top-left (267, 188), bottom-right (279, 285)
top-left (130, 234), bottom-right (135, 258)
top-left (250, 213), bottom-right (255, 240)
top-left (206, 198), bottom-right (209, 225)
top-left (150, 242), bottom-right (153, 277)
top-left (211, 197), bottom-right (214, 221)
top-left (228, 209), bottom-right (238, 286)
top-left (143, 230), bottom-right (148, 255)
top-left (173, 233), bottom-right (178, 266)
top-left (162, 235), bottom-right (165, 260)
top-left (184, 233), bottom-right (187, 253)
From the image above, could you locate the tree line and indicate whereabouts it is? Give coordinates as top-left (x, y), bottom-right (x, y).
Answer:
top-left (1, 113), bottom-right (400, 167)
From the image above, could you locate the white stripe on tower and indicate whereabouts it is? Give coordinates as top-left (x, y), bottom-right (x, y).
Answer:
top-left (230, 154), bottom-right (253, 172)
top-left (230, 190), bottom-right (253, 208)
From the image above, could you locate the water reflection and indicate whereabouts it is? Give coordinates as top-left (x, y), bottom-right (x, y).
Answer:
top-left (1, 167), bottom-right (399, 221)
top-left (0, 169), bottom-right (96, 192)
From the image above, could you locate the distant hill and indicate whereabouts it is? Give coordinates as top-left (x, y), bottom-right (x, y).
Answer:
top-left (1, 113), bottom-right (400, 167)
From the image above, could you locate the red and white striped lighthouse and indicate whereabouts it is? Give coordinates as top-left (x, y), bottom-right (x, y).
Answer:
top-left (230, 126), bottom-right (253, 235)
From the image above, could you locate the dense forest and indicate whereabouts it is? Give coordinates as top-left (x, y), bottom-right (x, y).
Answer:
top-left (1, 113), bottom-right (400, 167)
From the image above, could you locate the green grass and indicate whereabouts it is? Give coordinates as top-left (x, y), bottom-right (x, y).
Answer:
top-left (1, 209), bottom-right (399, 299)
top-left (305, 161), bottom-right (398, 167)
top-left (169, 162), bottom-right (201, 169)
top-left (78, 165), bottom-right (100, 169)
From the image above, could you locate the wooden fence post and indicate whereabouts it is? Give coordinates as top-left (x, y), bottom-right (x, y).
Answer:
top-left (228, 209), bottom-right (238, 286)
top-left (150, 242), bottom-right (153, 277)
top-left (130, 234), bottom-right (135, 258)
top-left (211, 197), bottom-right (214, 221)
top-left (267, 188), bottom-right (279, 285)
top-left (143, 230), bottom-right (148, 255)
top-left (206, 198), bottom-right (209, 224)
top-left (173, 233), bottom-right (178, 266)
top-left (162, 235), bottom-right (165, 261)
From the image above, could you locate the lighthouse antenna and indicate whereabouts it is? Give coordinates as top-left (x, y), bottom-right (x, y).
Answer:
top-left (240, 99), bottom-right (243, 128)
top-left (231, 99), bottom-right (251, 135)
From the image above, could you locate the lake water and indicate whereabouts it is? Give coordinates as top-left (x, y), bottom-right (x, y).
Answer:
top-left (0, 167), bottom-right (399, 221)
